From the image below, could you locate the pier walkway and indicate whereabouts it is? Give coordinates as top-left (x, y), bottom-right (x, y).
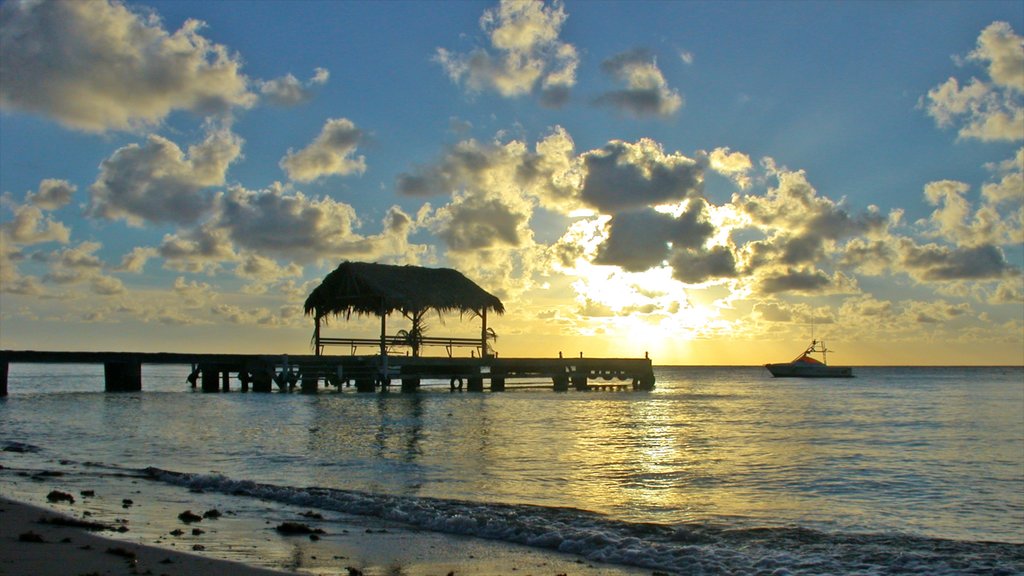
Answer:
top-left (0, 350), bottom-right (656, 396)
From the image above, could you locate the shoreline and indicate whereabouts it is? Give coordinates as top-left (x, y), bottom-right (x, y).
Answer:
top-left (0, 476), bottom-right (654, 576)
top-left (0, 495), bottom-right (294, 576)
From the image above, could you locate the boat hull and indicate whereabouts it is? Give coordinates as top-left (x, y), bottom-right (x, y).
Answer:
top-left (765, 363), bottom-right (853, 378)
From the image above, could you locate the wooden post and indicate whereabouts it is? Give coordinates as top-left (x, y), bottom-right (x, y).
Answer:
top-left (1, 360), bottom-right (8, 397)
top-left (251, 366), bottom-right (272, 393)
top-left (301, 372), bottom-right (318, 394)
top-left (104, 360), bottom-right (141, 392)
top-left (314, 315), bottom-right (322, 356)
top-left (489, 368), bottom-right (505, 392)
top-left (552, 374), bottom-right (569, 392)
top-left (221, 370), bottom-right (230, 392)
top-left (200, 364), bottom-right (219, 393)
top-left (480, 308), bottom-right (488, 358)
top-left (379, 299), bottom-right (387, 359)
top-left (467, 376), bottom-right (483, 392)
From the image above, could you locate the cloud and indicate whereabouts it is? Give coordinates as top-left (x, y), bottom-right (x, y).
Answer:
top-left (579, 139), bottom-right (702, 213)
top-left (971, 21), bottom-right (1024, 92)
top-left (669, 245), bottom-right (738, 285)
top-left (737, 168), bottom-right (887, 270)
top-left (922, 21), bottom-right (1023, 142)
top-left (0, 0), bottom-right (255, 132)
top-left (594, 49), bottom-right (682, 118)
top-left (756, 268), bottom-right (855, 295)
top-left (279, 118), bottom-right (366, 182)
top-left (88, 127), bottom-right (243, 226)
top-left (235, 253), bottom-right (303, 282)
top-left (173, 276), bottom-right (216, 307)
top-left (159, 226), bottom-right (237, 274)
top-left (593, 201), bottom-right (719, 274)
top-left (2, 204), bottom-right (71, 245)
top-left (214, 184), bottom-right (419, 264)
top-left (708, 147), bottom-right (753, 189)
top-left (26, 179), bottom-right (76, 210)
top-left (899, 241), bottom-right (1013, 281)
top-left (398, 128), bottom-right (581, 222)
top-left (435, 0), bottom-right (578, 106)
top-left (117, 247), bottom-right (159, 273)
top-left (430, 193), bottom-right (529, 252)
top-left (259, 68), bottom-right (330, 106)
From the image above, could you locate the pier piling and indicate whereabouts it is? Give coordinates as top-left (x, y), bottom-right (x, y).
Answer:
top-left (104, 360), bottom-right (141, 392)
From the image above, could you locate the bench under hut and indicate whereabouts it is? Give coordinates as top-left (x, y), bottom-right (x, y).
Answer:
top-left (303, 261), bottom-right (505, 358)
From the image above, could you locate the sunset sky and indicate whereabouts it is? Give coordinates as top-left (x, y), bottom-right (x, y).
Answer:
top-left (1, 0), bottom-right (1022, 366)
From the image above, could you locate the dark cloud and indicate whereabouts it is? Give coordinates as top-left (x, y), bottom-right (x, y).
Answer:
top-left (434, 195), bottom-right (527, 252)
top-left (669, 245), bottom-right (738, 284)
top-left (579, 139), bottom-right (702, 213)
top-left (902, 242), bottom-right (1013, 281)
top-left (593, 201), bottom-right (718, 273)
top-left (758, 268), bottom-right (833, 294)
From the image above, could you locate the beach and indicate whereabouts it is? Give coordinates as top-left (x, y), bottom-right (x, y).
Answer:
top-left (0, 482), bottom-right (652, 576)
top-left (0, 495), bottom-right (292, 576)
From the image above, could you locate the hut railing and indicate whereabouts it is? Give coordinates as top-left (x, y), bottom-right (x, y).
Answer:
top-left (317, 336), bottom-right (485, 358)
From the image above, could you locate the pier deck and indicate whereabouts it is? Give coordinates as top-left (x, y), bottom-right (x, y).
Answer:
top-left (0, 350), bottom-right (655, 395)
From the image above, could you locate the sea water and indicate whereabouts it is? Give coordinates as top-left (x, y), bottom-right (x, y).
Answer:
top-left (1, 364), bottom-right (1021, 574)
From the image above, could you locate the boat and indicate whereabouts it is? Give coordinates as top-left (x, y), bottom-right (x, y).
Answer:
top-left (765, 339), bottom-right (853, 378)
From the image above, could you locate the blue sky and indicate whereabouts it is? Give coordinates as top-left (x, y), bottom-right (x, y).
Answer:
top-left (1, 0), bottom-right (1022, 365)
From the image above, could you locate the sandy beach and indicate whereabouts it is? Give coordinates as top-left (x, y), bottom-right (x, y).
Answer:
top-left (0, 495), bottom-right (294, 576)
top-left (0, 485), bottom-right (652, 576)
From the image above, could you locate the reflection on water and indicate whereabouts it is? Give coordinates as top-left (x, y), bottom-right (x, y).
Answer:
top-left (1, 365), bottom-right (1021, 543)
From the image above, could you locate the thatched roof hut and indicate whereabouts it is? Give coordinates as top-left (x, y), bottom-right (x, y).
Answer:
top-left (304, 261), bottom-right (504, 356)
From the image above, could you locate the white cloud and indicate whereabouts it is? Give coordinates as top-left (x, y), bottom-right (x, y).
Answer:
top-left (279, 118), bottom-right (366, 182)
top-left (436, 0), bottom-right (578, 106)
top-left (88, 127), bottom-right (243, 226)
top-left (594, 49), bottom-right (682, 118)
top-left (0, 0), bottom-right (255, 132)
top-left (971, 21), bottom-right (1024, 92)
top-left (708, 147), bottom-right (753, 189)
top-left (922, 21), bottom-right (1023, 142)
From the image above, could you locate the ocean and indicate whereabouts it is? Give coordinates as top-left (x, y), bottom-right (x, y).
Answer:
top-left (1, 364), bottom-right (1022, 575)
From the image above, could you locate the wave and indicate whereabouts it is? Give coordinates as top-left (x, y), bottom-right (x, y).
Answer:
top-left (143, 467), bottom-right (1023, 575)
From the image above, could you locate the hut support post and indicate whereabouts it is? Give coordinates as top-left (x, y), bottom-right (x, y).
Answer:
top-left (314, 315), bottom-right (322, 356)
top-left (480, 309), bottom-right (488, 358)
top-left (1, 360), bottom-right (8, 396)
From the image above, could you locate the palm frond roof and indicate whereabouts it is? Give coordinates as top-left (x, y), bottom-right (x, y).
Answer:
top-left (304, 261), bottom-right (505, 320)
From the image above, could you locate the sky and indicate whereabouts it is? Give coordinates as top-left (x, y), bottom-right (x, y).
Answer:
top-left (1, 0), bottom-right (1022, 366)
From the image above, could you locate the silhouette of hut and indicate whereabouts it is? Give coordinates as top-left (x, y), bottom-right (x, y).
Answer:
top-left (303, 261), bottom-right (504, 357)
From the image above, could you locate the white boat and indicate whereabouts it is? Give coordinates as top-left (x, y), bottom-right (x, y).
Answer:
top-left (765, 340), bottom-right (853, 378)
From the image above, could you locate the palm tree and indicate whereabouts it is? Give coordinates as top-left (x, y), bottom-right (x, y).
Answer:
top-left (398, 309), bottom-right (429, 357)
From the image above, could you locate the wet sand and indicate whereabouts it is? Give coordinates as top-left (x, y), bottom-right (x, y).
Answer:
top-left (0, 495), bottom-right (293, 576)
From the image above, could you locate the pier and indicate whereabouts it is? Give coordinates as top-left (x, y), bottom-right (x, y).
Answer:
top-left (0, 350), bottom-right (655, 396)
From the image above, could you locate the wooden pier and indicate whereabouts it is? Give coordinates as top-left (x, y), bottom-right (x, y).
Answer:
top-left (0, 350), bottom-right (656, 396)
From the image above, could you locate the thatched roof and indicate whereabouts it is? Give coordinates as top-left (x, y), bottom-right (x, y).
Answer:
top-left (304, 261), bottom-right (505, 320)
